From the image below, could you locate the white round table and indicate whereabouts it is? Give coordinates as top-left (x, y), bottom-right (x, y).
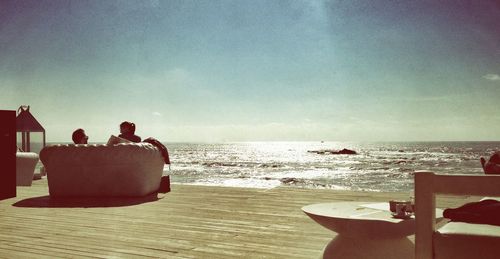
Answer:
top-left (302, 202), bottom-right (425, 259)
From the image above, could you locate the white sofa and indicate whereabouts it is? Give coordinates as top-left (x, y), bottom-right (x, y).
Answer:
top-left (16, 152), bottom-right (39, 186)
top-left (40, 143), bottom-right (164, 197)
top-left (414, 171), bottom-right (500, 259)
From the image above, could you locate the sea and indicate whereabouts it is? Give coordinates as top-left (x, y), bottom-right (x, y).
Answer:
top-left (165, 141), bottom-right (500, 192)
top-left (34, 141), bottom-right (499, 193)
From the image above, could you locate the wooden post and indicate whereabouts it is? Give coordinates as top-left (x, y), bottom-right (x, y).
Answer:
top-left (21, 131), bottom-right (28, 152)
top-left (21, 133), bottom-right (23, 151)
top-left (415, 171), bottom-right (435, 259)
top-left (26, 132), bottom-right (30, 152)
top-left (0, 110), bottom-right (16, 200)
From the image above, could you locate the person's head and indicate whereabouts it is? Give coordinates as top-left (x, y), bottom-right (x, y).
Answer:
top-left (72, 128), bottom-right (88, 144)
top-left (120, 121), bottom-right (136, 134)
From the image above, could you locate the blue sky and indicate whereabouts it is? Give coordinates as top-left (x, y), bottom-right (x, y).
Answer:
top-left (1, 0), bottom-right (499, 142)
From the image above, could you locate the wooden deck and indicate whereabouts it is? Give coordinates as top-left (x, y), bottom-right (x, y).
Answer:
top-left (0, 178), bottom-right (474, 258)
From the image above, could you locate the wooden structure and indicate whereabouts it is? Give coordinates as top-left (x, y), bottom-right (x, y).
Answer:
top-left (0, 110), bottom-right (16, 200)
top-left (0, 179), bottom-right (473, 258)
top-left (16, 105), bottom-right (45, 152)
top-left (415, 171), bottom-right (500, 259)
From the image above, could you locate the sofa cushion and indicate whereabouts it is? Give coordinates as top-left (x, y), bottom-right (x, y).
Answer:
top-left (433, 222), bottom-right (500, 259)
top-left (106, 135), bottom-right (132, 145)
top-left (443, 199), bottom-right (500, 226)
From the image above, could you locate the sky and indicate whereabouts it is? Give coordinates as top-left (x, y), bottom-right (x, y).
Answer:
top-left (1, 0), bottom-right (500, 142)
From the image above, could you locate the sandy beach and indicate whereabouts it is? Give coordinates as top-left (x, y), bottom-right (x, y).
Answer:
top-left (0, 178), bottom-right (480, 258)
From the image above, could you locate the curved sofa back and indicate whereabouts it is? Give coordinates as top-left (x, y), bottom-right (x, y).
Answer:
top-left (40, 143), bottom-right (164, 197)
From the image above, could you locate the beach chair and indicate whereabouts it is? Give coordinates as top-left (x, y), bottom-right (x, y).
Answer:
top-left (414, 171), bottom-right (500, 259)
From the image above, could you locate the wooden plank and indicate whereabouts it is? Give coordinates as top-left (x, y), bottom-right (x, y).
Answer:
top-left (433, 174), bottom-right (500, 196)
top-left (0, 178), bottom-right (471, 258)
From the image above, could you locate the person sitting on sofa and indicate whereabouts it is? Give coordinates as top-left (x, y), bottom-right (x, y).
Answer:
top-left (72, 128), bottom-right (89, 144)
top-left (118, 121), bottom-right (141, 143)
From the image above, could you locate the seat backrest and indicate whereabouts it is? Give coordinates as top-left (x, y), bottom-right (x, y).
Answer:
top-left (414, 171), bottom-right (500, 259)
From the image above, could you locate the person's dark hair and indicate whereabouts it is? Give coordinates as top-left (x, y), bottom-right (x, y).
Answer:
top-left (120, 121), bottom-right (136, 134)
top-left (72, 128), bottom-right (86, 144)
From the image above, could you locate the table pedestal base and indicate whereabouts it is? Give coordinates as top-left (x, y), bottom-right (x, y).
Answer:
top-left (323, 235), bottom-right (414, 259)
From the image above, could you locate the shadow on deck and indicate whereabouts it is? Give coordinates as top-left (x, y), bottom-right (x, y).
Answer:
top-left (12, 193), bottom-right (164, 208)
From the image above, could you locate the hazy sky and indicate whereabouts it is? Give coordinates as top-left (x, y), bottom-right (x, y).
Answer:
top-left (1, 0), bottom-right (499, 142)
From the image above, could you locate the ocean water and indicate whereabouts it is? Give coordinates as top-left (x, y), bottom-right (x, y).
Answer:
top-left (165, 141), bottom-right (500, 192)
top-left (36, 141), bottom-right (499, 192)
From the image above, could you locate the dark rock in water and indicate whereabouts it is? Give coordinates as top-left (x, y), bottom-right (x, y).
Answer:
top-left (334, 148), bottom-right (357, 155)
top-left (308, 148), bottom-right (357, 155)
top-left (280, 177), bottom-right (298, 184)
